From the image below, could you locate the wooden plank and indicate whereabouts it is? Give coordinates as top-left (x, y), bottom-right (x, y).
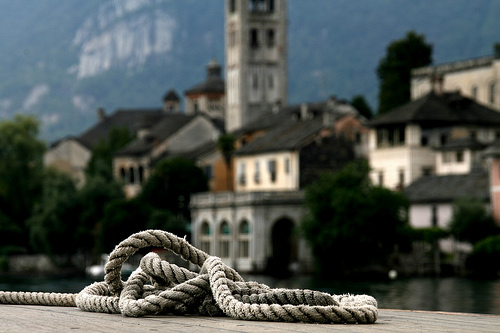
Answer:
top-left (0, 305), bottom-right (499, 332)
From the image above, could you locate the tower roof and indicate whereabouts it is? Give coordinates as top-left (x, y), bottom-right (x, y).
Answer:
top-left (163, 89), bottom-right (180, 102)
top-left (368, 91), bottom-right (500, 127)
top-left (185, 59), bottom-right (225, 95)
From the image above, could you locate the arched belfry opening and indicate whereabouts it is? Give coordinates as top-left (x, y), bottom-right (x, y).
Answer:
top-left (267, 217), bottom-right (298, 276)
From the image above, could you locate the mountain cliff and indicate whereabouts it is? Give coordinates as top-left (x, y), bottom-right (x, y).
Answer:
top-left (0, 0), bottom-right (499, 141)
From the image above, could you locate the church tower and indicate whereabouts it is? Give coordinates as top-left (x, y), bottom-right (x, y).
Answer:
top-left (225, 0), bottom-right (288, 132)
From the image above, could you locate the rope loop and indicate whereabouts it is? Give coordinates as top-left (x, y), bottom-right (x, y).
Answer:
top-left (0, 230), bottom-right (378, 324)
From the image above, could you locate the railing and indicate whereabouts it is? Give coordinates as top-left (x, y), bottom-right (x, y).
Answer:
top-left (191, 191), bottom-right (304, 208)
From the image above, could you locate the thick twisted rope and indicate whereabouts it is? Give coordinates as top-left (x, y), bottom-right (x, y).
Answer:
top-left (0, 230), bottom-right (378, 324)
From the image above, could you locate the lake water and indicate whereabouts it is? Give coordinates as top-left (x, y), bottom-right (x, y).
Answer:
top-left (1, 274), bottom-right (499, 315)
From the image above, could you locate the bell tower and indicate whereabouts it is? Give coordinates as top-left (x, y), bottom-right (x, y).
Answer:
top-left (225, 0), bottom-right (288, 132)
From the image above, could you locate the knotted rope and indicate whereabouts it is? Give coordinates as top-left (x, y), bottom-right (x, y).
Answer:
top-left (0, 230), bottom-right (378, 324)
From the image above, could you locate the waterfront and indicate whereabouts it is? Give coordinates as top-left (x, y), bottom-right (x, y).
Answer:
top-left (1, 274), bottom-right (499, 315)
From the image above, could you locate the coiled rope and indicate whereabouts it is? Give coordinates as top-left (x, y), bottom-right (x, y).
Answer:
top-left (0, 230), bottom-right (378, 324)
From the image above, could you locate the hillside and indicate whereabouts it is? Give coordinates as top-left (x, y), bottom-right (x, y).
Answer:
top-left (0, 0), bottom-right (499, 141)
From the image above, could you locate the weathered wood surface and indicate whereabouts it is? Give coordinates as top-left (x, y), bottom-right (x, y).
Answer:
top-left (1, 305), bottom-right (499, 332)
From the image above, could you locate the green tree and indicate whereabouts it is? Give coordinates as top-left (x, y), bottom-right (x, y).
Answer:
top-left (146, 209), bottom-right (187, 237)
top-left (97, 198), bottom-right (151, 253)
top-left (449, 198), bottom-right (499, 244)
top-left (301, 160), bottom-right (409, 276)
top-left (86, 126), bottom-right (135, 181)
top-left (27, 168), bottom-right (79, 256)
top-left (0, 115), bottom-right (46, 251)
top-left (75, 175), bottom-right (125, 254)
top-left (467, 235), bottom-right (500, 276)
top-left (350, 95), bottom-right (373, 119)
top-left (139, 157), bottom-right (208, 221)
top-left (377, 31), bottom-right (433, 114)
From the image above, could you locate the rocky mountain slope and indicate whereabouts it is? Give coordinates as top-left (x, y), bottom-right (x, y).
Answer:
top-left (0, 0), bottom-right (499, 141)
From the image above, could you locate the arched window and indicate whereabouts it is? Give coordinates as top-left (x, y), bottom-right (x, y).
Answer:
top-left (138, 166), bottom-right (144, 184)
top-left (129, 166), bottom-right (135, 184)
top-left (200, 222), bottom-right (211, 254)
top-left (238, 220), bottom-right (250, 258)
top-left (229, 0), bottom-right (236, 13)
top-left (119, 167), bottom-right (126, 181)
top-left (219, 221), bottom-right (231, 258)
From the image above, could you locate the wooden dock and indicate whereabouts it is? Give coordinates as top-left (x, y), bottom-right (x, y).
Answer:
top-left (1, 305), bottom-right (499, 332)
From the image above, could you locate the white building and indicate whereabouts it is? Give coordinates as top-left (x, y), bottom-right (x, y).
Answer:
top-left (368, 91), bottom-right (500, 190)
top-left (411, 51), bottom-right (500, 112)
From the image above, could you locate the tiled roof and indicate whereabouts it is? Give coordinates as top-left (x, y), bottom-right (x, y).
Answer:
top-left (404, 171), bottom-right (489, 203)
top-left (185, 77), bottom-right (225, 95)
top-left (115, 113), bottom-right (196, 156)
top-left (235, 117), bottom-right (324, 155)
top-left (234, 100), bottom-right (359, 135)
top-left (482, 139), bottom-right (500, 157)
top-left (234, 100), bottom-right (360, 155)
top-left (163, 89), bottom-right (180, 101)
top-left (77, 109), bottom-right (165, 149)
top-left (368, 92), bottom-right (500, 127)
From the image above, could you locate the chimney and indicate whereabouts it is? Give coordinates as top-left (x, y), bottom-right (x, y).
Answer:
top-left (272, 100), bottom-right (281, 114)
top-left (300, 103), bottom-right (309, 120)
top-left (431, 73), bottom-right (444, 95)
top-left (97, 108), bottom-right (106, 122)
top-left (327, 95), bottom-right (337, 109)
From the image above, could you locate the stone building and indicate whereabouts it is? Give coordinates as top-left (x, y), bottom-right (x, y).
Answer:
top-left (191, 99), bottom-right (367, 274)
top-left (44, 107), bottom-right (168, 187)
top-left (225, 0), bottom-right (287, 132)
top-left (368, 91), bottom-right (500, 190)
top-left (185, 59), bottom-right (226, 119)
top-left (411, 47), bottom-right (500, 111)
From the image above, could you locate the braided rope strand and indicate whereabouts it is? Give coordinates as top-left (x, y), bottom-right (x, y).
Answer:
top-left (0, 229), bottom-right (378, 324)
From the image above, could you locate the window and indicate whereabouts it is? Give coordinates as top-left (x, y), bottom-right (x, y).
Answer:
top-left (431, 205), bottom-right (438, 227)
top-left (119, 167), bottom-right (126, 181)
top-left (129, 167), bottom-right (135, 184)
top-left (229, 29), bottom-right (236, 47)
top-left (239, 162), bottom-right (246, 185)
top-left (138, 166), bottom-right (144, 184)
top-left (203, 165), bottom-right (214, 180)
top-left (268, 159), bottom-right (276, 183)
top-left (355, 132), bottom-right (362, 144)
top-left (249, 0), bottom-right (256, 11)
top-left (378, 171), bottom-right (384, 186)
top-left (422, 167), bottom-right (433, 176)
top-left (267, 29), bottom-right (275, 47)
top-left (490, 82), bottom-right (496, 105)
top-left (219, 221), bottom-right (231, 258)
top-left (250, 29), bottom-right (259, 49)
top-left (456, 150), bottom-right (464, 163)
top-left (254, 161), bottom-right (260, 184)
top-left (269, 0), bottom-right (275, 12)
top-left (200, 222), bottom-right (211, 254)
top-left (471, 85), bottom-right (478, 100)
top-left (440, 134), bottom-right (448, 146)
top-left (285, 158), bottom-right (290, 174)
top-left (398, 169), bottom-right (405, 188)
top-left (249, 0), bottom-right (274, 12)
top-left (252, 73), bottom-right (259, 90)
top-left (268, 74), bottom-right (274, 89)
top-left (376, 126), bottom-right (405, 147)
top-left (229, 0), bottom-right (236, 13)
top-left (238, 220), bottom-right (250, 258)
